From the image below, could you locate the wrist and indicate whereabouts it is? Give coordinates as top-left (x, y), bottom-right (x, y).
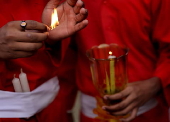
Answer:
top-left (146, 77), bottom-right (162, 96)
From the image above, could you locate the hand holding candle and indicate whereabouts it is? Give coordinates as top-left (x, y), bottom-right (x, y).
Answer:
top-left (86, 43), bottom-right (129, 120)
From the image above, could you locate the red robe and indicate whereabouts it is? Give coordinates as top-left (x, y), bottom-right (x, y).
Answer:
top-left (0, 0), bottom-right (77, 122)
top-left (74, 0), bottom-right (170, 122)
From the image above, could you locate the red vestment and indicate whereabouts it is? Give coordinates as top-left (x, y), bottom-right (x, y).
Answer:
top-left (0, 0), bottom-right (77, 122)
top-left (74, 0), bottom-right (170, 121)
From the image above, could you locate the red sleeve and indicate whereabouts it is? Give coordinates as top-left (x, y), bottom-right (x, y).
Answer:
top-left (44, 37), bottom-right (71, 67)
top-left (151, 0), bottom-right (170, 106)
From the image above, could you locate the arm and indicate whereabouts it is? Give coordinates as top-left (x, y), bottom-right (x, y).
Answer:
top-left (42, 0), bottom-right (88, 66)
top-left (151, 0), bottom-right (170, 107)
top-left (102, 0), bottom-right (170, 121)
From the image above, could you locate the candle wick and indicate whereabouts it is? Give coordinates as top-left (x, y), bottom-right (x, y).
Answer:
top-left (14, 74), bottom-right (16, 78)
top-left (21, 68), bottom-right (23, 73)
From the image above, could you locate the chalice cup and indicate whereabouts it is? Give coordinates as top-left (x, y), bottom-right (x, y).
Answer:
top-left (86, 43), bottom-right (129, 121)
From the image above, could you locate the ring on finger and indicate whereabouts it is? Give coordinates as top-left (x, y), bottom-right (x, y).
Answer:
top-left (20, 20), bottom-right (27, 30)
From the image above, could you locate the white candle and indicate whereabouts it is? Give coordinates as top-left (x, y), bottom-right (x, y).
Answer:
top-left (19, 69), bottom-right (30, 92)
top-left (12, 74), bottom-right (23, 92)
top-left (108, 55), bottom-right (116, 59)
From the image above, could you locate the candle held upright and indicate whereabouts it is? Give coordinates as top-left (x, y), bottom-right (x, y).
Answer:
top-left (12, 74), bottom-right (23, 92)
top-left (19, 69), bottom-right (30, 92)
top-left (86, 43), bottom-right (129, 119)
top-left (108, 51), bottom-right (116, 94)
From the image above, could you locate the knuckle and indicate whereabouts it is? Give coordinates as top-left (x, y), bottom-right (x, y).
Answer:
top-left (76, 14), bottom-right (83, 22)
top-left (121, 109), bottom-right (129, 115)
top-left (131, 115), bottom-right (136, 120)
top-left (26, 52), bottom-right (34, 57)
top-left (26, 33), bottom-right (37, 41)
top-left (29, 46), bottom-right (37, 51)
top-left (8, 43), bottom-right (15, 50)
top-left (127, 86), bottom-right (134, 91)
top-left (118, 103), bottom-right (126, 109)
top-left (29, 43), bottom-right (42, 51)
top-left (126, 86), bottom-right (136, 94)
top-left (20, 52), bottom-right (34, 58)
top-left (6, 21), bottom-right (15, 28)
top-left (132, 93), bottom-right (138, 99)
top-left (37, 43), bottom-right (43, 48)
top-left (4, 31), bottom-right (15, 41)
top-left (7, 51), bottom-right (14, 59)
top-left (28, 20), bottom-right (38, 29)
top-left (0, 38), bottom-right (7, 45)
top-left (40, 34), bottom-right (47, 41)
top-left (119, 92), bottom-right (124, 98)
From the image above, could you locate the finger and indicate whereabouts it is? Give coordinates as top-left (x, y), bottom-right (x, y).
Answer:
top-left (12, 51), bottom-right (37, 59)
top-left (74, 19), bottom-right (88, 32)
top-left (12, 42), bottom-right (43, 52)
top-left (120, 108), bottom-right (138, 122)
top-left (24, 20), bottom-right (48, 31)
top-left (104, 89), bottom-right (131, 101)
top-left (74, 0), bottom-right (84, 14)
top-left (16, 32), bottom-right (48, 43)
top-left (102, 92), bottom-right (137, 111)
top-left (13, 20), bottom-right (47, 31)
top-left (75, 8), bottom-right (88, 23)
top-left (6, 20), bottom-right (47, 32)
top-left (45, 0), bottom-right (62, 8)
top-left (67, 0), bottom-right (78, 6)
top-left (109, 103), bottom-right (137, 116)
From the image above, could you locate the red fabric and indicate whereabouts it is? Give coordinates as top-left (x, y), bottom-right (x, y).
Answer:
top-left (75, 0), bottom-right (170, 121)
top-left (0, 0), bottom-right (77, 122)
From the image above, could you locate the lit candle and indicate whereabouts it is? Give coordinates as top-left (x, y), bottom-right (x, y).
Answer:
top-left (50, 8), bottom-right (59, 30)
top-left (108, 51), bottom-right (116, 59)
top-left (12, 74), bottom-right (23, 92)
top-left (19, 69), bottom-right (30, 92)
top-left (108, 51), bottom-right (116, 94)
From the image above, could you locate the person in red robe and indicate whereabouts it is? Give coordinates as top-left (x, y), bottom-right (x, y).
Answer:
top-left (72, 0), bottom-right (170, 121)
top-left (46, 0), bottom-right (170, 122)
top-left (0, 0), bottom-right (88, 122)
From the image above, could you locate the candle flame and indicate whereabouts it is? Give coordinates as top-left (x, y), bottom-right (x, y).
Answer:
top-left (51, 8), bottom-right (59, 30)
top-left (109, 51), bottom-right (112, 55)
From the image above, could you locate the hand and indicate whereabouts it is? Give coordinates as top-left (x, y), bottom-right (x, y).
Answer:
top-left (102, 77), bottom-right (161, 122)
top-left (42, 0), bottom-right (88, 44)
top-left (0, 20), bottom-right (48, 59)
